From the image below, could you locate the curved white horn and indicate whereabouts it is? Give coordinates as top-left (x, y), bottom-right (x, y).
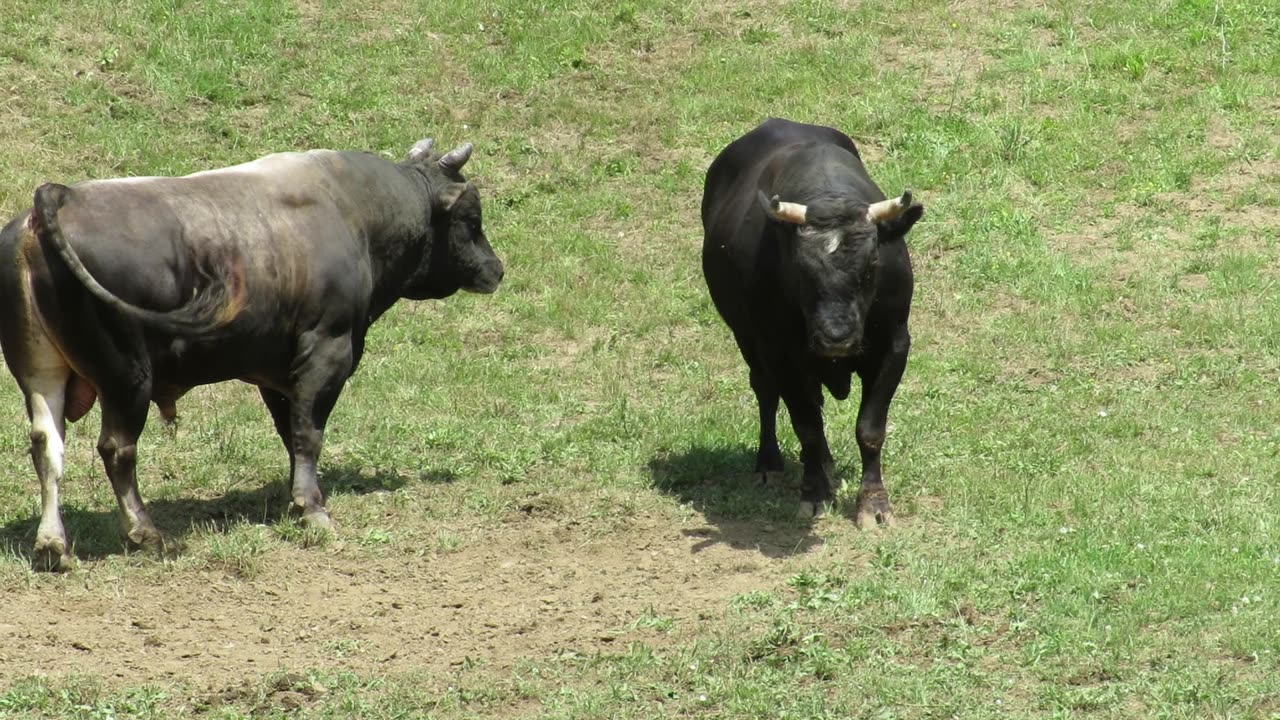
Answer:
top-left (439, 143), bottom-right (474, 171)
top-left (866, 189), bottom-right (913, 223)
top-left (407, 138), bottom-right (434, 161)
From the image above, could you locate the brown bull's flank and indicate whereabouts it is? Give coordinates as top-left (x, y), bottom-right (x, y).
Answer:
top-left (210, 252), bottom-right (248, 326)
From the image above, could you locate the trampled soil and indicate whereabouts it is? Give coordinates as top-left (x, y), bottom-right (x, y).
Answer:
top-left (0, 511), bottom-right (845, 691)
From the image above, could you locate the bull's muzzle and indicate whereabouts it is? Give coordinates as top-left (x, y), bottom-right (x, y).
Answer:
top-left (467, 260), bottom-right (504, 294)
top-left (811, 329), bottom-right (861, 358)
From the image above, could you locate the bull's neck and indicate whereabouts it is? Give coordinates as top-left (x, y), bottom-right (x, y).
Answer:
top-left (347, 161), bottom-right (437, 321)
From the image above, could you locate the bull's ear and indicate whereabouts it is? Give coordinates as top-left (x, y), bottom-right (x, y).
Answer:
top-left (435, 182), bottom-right (470, 211)
top-left (877, 203), bottom-right (924, 240)
top-left (757, 190), bottom-right (807, 225)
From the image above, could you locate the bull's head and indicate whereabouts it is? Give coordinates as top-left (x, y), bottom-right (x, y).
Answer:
top-left (402, 138), bottom-right (505, 298)
top-left (759, 189), bottom-right (923, 357)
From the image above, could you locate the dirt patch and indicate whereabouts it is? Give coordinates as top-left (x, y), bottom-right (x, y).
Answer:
top-left (946, 0), bottom-right (1037, 14)
top-left (1049, 146), bottom-right (1280, 284)
top-left (1177, 273), bottom-right (1210, 292)
top-left (0, 512), bottom-right (839, 691)
top-left (1158, 154), bottom-right (1280, 236)
top-left (529, 328), bottom-right (601, 370)
top-left (1205, 115), bottom-right (1240, 151)
top-left (880, 42), bottom-right (991, 112)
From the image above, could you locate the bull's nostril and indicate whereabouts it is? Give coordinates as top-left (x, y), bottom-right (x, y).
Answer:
top-left (811, 330), bottom-right (860, 358)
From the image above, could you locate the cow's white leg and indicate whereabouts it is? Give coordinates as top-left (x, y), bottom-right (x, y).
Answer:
top-left (27, 368), bottom-right (72, 571)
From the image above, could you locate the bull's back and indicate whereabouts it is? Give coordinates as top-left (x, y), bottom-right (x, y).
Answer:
top-left (703, 118), bottom-right (860, 232)
top-left (59, 152), bottom-right (360, 315)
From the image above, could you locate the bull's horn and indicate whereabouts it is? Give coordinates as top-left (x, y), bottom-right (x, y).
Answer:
top-left (774, 197), bottom-right (808, 224)
top-left (439, 143), bottom-right (474, 171)
top-left (407, 138), bottom-right (434, 161)
top-left (866, 190), bottom-right (913, 223)
top-left (770, 194), bottom-right (808, 224)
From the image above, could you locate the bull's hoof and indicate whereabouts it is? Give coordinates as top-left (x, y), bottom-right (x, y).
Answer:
top-left (796, 500), bottom-right (830, 521)
top-left (32, 537), bottom-right (74, 573)
top-left (301, 507), bottom-right (334, 531)
top-left (758, 470), bottom-right (785, 488)
top-left (125, 525), bottom-right (166, 554)
top-left (854, 488), bottom-right (894, 529)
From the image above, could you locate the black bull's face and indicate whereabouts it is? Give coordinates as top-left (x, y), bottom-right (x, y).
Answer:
top-left (401, 188), bottom-right (504, 301)
top-left (771, 197), bottom-right (882, 358)
top-left (765, 190), bottom-right (922, 358)
top-left (786, 223), bottom-right (880, 358)
top-left (446, 187), bottom-right (504, 295)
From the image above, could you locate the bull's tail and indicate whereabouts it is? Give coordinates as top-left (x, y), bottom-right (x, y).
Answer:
top-left (31, 183), bottom-right (245, 336)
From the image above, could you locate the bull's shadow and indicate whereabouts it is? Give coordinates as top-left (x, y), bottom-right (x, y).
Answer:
top-left (646, 445), bottom-right (823, 559)
top-left (0, 464), bottom-right (425, 565)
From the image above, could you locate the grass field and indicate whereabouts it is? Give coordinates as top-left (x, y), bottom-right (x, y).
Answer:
top-left (1, 0), bottom-right (1279, 717)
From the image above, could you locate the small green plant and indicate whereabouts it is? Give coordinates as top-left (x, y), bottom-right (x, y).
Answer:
top-left (434, 530), bottom-right (461, 553)
top-left (96, 45), bottom-right (120, 70)
top-left (272, 522), bottom-right (332, 549)
top-left (628, 608), bottom-right (676, 632)
top-left (323, 637), bottom-right (364, 658)
top-left (206, 525), bottom-right (268, 578)
top-left (359, 528), bottom-right (393, 546)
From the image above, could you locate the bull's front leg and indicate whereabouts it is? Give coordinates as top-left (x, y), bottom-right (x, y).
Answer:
top-left (781, 379), bottom-right (836, 520)
top-left (284, 334), bottom-right (354, 530)
top-left (853, 328), bottom-right (911, 529)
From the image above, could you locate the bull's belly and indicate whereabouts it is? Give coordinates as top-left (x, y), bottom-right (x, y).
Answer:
top-left (149, 338), bottom-right (293, 394)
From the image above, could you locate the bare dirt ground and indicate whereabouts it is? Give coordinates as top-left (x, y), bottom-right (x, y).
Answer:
top-left (0, 510), bottom-right (846, 691)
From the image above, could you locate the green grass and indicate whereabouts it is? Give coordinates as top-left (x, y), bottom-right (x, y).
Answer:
top-left (2, 0), bottom-right (1280, 717)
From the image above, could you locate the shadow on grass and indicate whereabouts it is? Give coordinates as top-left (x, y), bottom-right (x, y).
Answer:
top-left (646, 445), bottom-right (823, 559)
top-left (0, 463), bottom-right (421, 565)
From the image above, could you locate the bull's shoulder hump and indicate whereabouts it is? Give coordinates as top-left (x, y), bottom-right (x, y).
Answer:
top-left (69, 152), bottom-right (332, 192)
top-left (748, 118), bottom-right (860, 158)
top-left (184, 150), bottom-right (336, 179)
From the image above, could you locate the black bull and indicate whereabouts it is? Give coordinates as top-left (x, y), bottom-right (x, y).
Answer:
top-left (0, 139), bottom-right (503, 571)
top-left (701, 118), bottom-right (924, 523)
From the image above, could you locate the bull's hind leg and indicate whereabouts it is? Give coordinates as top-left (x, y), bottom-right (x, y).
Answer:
top-left (750, 367), bottom-right (785, 486)
top-left (97, 389), bottom-right (161, 550)
top-left (26, 366), bottom-right (73, 571)
top-left (736, 335), bottom-right (784, 485)
top-left (781, 379), bottom-right (837, 520)
top-left (259, 388), bottom-right (296, 503)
